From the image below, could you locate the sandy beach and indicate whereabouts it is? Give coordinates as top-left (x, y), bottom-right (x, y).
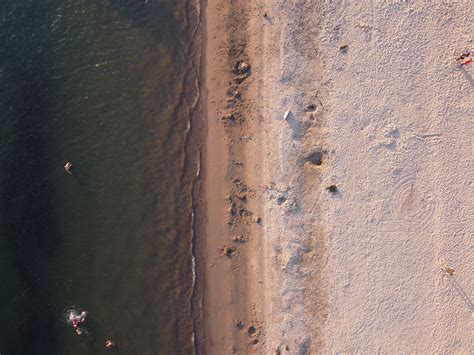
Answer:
top-left (198, 0), bottom-right (472, 353)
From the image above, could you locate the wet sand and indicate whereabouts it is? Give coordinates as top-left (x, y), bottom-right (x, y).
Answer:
top-left (198, 0), bottom-right (267, 353)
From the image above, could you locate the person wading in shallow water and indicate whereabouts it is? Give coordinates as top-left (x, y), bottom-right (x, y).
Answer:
top-left (64, 161), bottom-right (73, 174)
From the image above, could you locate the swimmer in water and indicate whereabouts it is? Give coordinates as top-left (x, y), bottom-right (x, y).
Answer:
top-left (105, 340), bottom-right (115, 348)
top-left (68, 310), bottom-right (87, 323)
top-left (64, 161), bottom-right (73, 174)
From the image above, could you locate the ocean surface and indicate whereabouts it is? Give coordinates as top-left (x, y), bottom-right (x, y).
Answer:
top-left (0, 1), bottom-right (201, 354)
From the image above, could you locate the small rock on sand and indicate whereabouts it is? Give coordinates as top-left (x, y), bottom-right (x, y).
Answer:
top-left (222, 246), bottom-right (236, 258)
top-left (247, 325), bottom-right (257, 337)
top-left (235, 320), bottom-right (244, 330)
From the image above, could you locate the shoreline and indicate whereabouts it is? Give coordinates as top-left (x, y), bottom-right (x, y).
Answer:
top-left (191, 0), bottom-right (207, 352)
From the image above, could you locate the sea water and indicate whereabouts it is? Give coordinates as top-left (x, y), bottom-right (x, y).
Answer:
top-left (0, 1), bottom-right (201, 354)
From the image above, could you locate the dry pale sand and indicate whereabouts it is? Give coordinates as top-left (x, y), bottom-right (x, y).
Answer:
top-left (200, 0), bottom-right (473, 354)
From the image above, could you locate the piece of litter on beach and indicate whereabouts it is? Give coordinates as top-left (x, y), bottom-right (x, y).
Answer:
top-left (247, 325), bottom-right (257, 337)
top-left (441, 264), bottom-right (455, 275)
top-left (283, 109), bottom-right (290, 120)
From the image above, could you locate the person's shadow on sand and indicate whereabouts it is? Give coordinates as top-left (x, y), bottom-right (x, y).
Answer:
top-left (447, 276), bottom-right (473, 312)
top-left (459, 66), bottom-right (473, 87)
